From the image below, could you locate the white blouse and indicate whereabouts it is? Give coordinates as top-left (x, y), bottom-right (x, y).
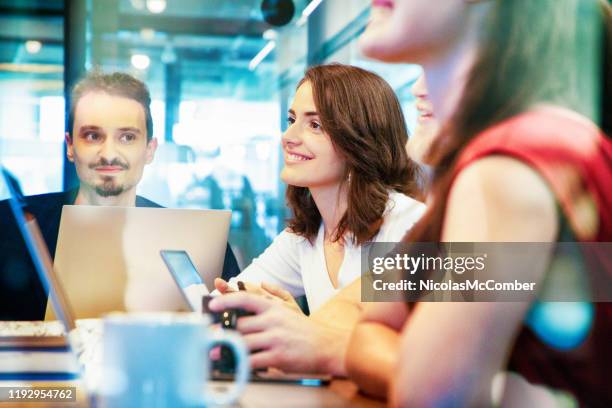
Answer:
top-left (229, 192), bottom-right (426, 311)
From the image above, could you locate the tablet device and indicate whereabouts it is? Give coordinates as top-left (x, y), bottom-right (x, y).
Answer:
top-left (160, 250), bottom-right (210, 312)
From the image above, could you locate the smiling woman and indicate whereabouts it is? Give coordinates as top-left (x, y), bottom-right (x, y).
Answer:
top-left (285, 64), bottom-right (422, 247)
top-left (280, 82), bottom-right (345, 191)
top-left (211, 63), bottom-right (426, 375)
top-left (222, 63), bottom-right (425, 309)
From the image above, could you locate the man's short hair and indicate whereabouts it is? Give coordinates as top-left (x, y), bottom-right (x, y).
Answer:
top-left (67, 71), bottom-right (154, 141)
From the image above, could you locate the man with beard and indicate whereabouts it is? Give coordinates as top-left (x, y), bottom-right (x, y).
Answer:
top-left (0, 71), bottom-right (239, 319)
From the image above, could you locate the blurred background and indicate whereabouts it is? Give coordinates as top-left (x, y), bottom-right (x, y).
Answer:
top-left (0, 0), bottom-right (421, 268)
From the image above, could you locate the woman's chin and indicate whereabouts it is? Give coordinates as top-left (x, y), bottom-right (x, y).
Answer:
top-left (280, 171), bottom-right (305, 188)
top-left (358, 28), bottom-right (386, 59)
top-left (358, 32), bottom-right (406, 63)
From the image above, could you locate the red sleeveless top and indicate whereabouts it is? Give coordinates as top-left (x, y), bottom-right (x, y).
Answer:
top-left (453, 107), bottom-right (611, 407)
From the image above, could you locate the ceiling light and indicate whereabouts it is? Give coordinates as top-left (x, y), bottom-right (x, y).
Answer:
top-left (146, 0), bottom-right (167, 14)
top-left (297, 0), bottom-right (323, 26)
top-left (302, 0), bottom-right (323, 18)
top-left (131, 54), bottom-right (151, 70)
top-left (130, 0), bottom-right (145, 10)
top-left (25, 40), bottom-right (42, 54)
top-left (140, 28), bottom-right (155, 40)
top-left (263, 29), bottom-right (277, 41)
top-left (249, 41), bottom-right (276, 71)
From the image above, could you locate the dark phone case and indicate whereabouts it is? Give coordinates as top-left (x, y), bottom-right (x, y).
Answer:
top-left (202, 295), bottom-right (254, 373)
top-left (201, 295), bottom-right (254, 328)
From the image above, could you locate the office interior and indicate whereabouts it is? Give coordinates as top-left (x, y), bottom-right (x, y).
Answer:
top-left (0, 0), bottom-right (422, 268)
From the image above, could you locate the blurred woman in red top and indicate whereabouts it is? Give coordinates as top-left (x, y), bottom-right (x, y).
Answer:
top-left (351, 0), bottom-right (611, 406)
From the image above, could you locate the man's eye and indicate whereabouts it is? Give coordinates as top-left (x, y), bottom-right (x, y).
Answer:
top-left (84, 132), bottom-right (100, 141)
top-left (120, 133), bottom-right (136, 143)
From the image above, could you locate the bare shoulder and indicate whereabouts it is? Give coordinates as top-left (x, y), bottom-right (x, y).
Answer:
top-left (443, 156), bottom-right (558, 242)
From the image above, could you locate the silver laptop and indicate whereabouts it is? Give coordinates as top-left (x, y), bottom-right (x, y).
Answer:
top-left (49, 205), bottom-right (230, 319)
top-left (1, 168), bottom-right (76, 333)
top-left (1, 171), bottom-right (330, 388)
top-left (0, 168), bottom-right (82, 374)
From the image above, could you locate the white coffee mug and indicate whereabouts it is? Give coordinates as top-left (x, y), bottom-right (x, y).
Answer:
top-left (100, 312), bottom-right (248, 407)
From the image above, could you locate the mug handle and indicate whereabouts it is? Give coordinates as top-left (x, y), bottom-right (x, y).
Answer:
top-left (203, 330), bottom-right (250, 406)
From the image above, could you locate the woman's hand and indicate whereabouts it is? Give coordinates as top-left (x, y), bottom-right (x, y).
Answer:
top-left (213, 278), bottom-right (303, 314)
top-left (259, 282), bottom-right (303, 314)
top-left (213, 278), bottom-right (238, 294)
top-left (208, 292), bottom-right (349, 375)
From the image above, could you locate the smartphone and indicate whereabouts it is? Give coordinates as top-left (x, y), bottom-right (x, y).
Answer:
top-left (160, 250), bottom-right (209, 312)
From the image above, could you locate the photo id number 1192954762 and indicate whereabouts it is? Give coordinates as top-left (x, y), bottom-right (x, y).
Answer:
top-left (0, 386), bottom-right (76, 402)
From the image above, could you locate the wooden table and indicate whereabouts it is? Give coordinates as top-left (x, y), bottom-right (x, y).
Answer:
top-left (230, 380), bottom-right (385, 407)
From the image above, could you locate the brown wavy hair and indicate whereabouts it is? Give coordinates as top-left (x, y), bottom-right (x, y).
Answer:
top-left (285, 63), bottom-right (422, 245)
top-left (405, 0), bottom-right (611, 244)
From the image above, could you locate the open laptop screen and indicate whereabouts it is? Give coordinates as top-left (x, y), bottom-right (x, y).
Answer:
top-left (0, 167), bottom-right (76, 331)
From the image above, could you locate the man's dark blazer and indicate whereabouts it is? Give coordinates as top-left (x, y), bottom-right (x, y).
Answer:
top-left (0, 190), bottom-right (240, 320)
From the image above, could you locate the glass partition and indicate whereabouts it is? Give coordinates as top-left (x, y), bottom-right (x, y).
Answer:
top-left (0, 0), bottom-right (420, 268)
top-left (83, 0), bottom-right (316, 267)
top-left (0, 0), bottom-right (65, 196)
